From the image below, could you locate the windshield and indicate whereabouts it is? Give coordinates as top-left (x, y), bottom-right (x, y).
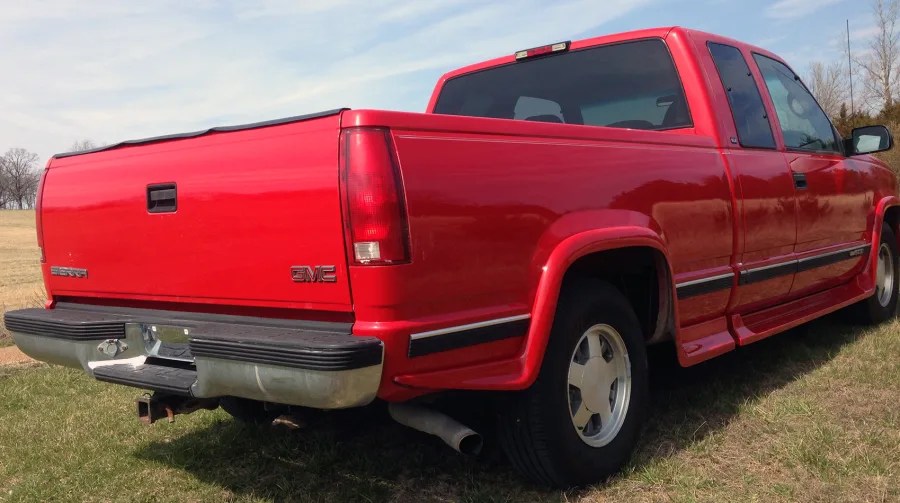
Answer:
top-left (433, 39), bottom-right (691, 131)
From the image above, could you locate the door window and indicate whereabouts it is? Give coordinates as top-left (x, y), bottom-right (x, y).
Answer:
top-left (753, 54), bottom-right (840, 153)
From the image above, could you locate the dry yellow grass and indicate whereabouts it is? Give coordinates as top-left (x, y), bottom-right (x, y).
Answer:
top-left (0, 210), bottom-right (44, 345)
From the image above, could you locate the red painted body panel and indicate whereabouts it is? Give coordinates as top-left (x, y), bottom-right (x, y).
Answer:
top-left (37, 27), bottom-right (898, 401)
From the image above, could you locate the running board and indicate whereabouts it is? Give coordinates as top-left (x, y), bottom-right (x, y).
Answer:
top-left (676, 316), bottom-right (735, 366)
top-left (677, 275), bottom-right (873, 366)
top-left (732, 276), bottom-right (872, 346)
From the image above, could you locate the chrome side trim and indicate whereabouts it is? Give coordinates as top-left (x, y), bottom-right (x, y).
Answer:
top-left (744, 260), bottom-right (798, 274)
top-left (675, 272), bottom-right (735, 288)
top-left (409, 314), bottom-right (532, 341)
top-left (408, 314), bottom-right (531, 358)
top-left (739, 259), bottom-right (798, 285)
top-left (675, 272), bottom-right (734, 299)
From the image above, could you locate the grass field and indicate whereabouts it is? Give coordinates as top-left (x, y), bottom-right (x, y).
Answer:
top-left (0, 211), bottom-right (898, 502)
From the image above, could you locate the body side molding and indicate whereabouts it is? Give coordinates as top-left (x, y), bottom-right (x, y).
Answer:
top-left (676, 244), bottom-right (871, 297)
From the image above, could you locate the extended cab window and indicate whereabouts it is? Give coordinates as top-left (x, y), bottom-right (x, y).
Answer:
top-left (753, 54), bottom-right (840, 152)
top-left (707, 43), bottom-right (776, 149)
top-left (433, 39), bottom-right (692, 131)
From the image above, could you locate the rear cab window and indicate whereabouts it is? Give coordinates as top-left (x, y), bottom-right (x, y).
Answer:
top-left (433, 39), bottom-right (692, 131)
top-left (707, 42), bottom-right (776, 149)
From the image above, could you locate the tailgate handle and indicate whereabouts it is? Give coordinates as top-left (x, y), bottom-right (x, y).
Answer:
top-left (147, 183), bottom-right (177, 213)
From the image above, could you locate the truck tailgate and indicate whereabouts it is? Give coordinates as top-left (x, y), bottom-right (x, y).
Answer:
top-left (40, 111), bottom-right (351, 312)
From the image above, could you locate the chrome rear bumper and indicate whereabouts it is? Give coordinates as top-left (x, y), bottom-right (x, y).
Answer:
top-left (4, 305), bottom-right (382, 409)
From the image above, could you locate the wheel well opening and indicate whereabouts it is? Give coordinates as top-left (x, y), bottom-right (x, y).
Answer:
top-left (885, 206), bottom-right (900, 245)
top-left (561, 247), bottom-right (672, 343)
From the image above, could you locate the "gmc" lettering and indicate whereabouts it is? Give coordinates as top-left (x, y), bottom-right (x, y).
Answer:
top-left (290, 265), bottom-right (337, 283)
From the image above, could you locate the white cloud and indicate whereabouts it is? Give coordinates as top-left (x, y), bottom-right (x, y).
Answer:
top-left (766, 0), bottom-right (844, 19)
top-left (849, 24), bottom-right (881, 42)
top-left (0, 0), bottom-right (651, 163)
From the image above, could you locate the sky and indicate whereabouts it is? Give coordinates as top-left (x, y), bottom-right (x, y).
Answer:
top-left (0, 0), bottom-right (881, 165)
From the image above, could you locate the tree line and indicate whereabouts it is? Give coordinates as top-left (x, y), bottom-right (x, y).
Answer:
top-left (0, 148), bottom-right (41, 209)
top-left (809, 0), bottom-right (900, 171)
top-left (0, 140), bottom-right (99, 210)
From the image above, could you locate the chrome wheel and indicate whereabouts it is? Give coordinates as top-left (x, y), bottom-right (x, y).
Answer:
top-left (876, 242), bottom-right (895, 308)
top-left (567, 323), bottom-right (632, 447)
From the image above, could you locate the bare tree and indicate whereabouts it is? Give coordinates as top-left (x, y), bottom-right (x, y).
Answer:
top-left (856, 0), bottom-right (900, 111)
top-left (0, 156), bottom-right (11, 209)
top-left (808, 61), bottom-right (848, 118)
top-left (1, 148), bottom-right (41, 209)
top-left (69, 139), bottom-right (101, 152)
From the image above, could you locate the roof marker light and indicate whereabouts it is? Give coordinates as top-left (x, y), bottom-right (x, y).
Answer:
top-left (515, 41), bottom-right (570, 60)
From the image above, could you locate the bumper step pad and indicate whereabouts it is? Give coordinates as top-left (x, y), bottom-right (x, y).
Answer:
top-left (93, 363), bottom-right (197, 395)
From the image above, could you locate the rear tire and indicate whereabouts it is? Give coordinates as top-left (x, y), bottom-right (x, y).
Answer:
top-left (851, 225), bottom-right (899, 324)
top-left (497, 280), bottom-right (648, 488)
top-left (220, 397), bottom-right (280, 425)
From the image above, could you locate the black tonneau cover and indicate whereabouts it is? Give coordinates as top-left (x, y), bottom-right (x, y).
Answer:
top-left (53, 108), bottom-right (348, 159)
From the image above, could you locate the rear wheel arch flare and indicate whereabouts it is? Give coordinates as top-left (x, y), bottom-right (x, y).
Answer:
top-left (520, 230), bottom-right (674, 390)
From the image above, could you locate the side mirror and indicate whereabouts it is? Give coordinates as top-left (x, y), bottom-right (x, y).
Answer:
top-left (847, 125), bottom-right (893, 155)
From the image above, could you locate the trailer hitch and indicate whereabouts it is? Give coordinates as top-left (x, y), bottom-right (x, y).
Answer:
top-left (136, 393), bottom-right (218, 425)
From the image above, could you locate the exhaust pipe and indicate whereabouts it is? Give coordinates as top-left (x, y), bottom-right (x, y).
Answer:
top-left (136, 393), bottom-right (218, 425)
top-left (388, 402), bottom-right (483, 456)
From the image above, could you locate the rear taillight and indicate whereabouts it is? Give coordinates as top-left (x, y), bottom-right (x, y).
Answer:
top-left (340, 128), bottom-right (410, 265)
top-left (35, 166), bottom-right (49, 263)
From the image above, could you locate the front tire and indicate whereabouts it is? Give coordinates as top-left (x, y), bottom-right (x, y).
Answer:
top-left (851, 225), bottom-right (899, 324)
top-left (498, 280), bottom-right (649, 487)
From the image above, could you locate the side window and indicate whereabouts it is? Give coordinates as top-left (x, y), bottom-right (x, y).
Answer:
top-left (708, 43), bottom-right (776, 149)
top-left (753, 54), bottom-right (839, 152)
top-left (513, 96), bottom-right (564, 123)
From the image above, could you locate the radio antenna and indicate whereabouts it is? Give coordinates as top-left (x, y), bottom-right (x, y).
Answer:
top-left (847, 19), bottom-right (855, 115)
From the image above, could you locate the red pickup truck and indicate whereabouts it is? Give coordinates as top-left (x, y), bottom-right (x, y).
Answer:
top-left (5, 26), bottom-right (898, 487)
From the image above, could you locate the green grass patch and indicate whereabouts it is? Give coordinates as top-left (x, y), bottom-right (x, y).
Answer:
top-left (0, 315), bottom-right (898, 502)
